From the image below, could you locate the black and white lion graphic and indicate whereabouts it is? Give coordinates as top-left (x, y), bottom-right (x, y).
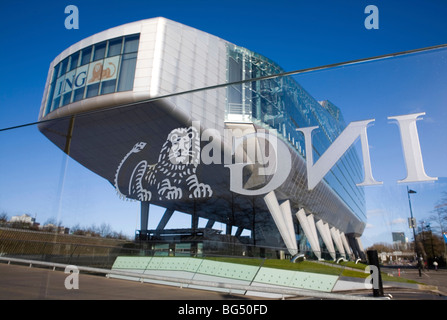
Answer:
top-left (114, 126), bottom-right (213, 201)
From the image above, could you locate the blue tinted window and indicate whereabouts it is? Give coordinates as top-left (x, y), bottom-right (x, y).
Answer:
top-left (86, 83), bottom-right (100, 98)
top-left (59, 58), bottom-right (69, 77)
top-left (52, 64), bottom-right (60, 83)
top-left (118, 52), bottom-right (137, 92)
top-left (108, 38), bottom-right (122, 57)
top-left (62, 91), bottom-right (72, 106)
top-left (101, 79), bottom-right (116, 94)
top-left (69, 52), bottom-right (80, 71)
top-left (93, 42), bottom-right (106, 61)
top-left (226, 46), bottom-right (366, 222)
top-left (45, 34), bottom-right (139, 117)
top-left (123, 35), bottom-right (139, 53)
top-left (81, 47), bottom-right (92, 65)
top-left (73, 87), bottom-right (85, 102)
top-left (51, 96), bottom-right (61, 111)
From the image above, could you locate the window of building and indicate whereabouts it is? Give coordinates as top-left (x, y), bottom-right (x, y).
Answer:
top-left (93, 42), bottom-right (106, 61)
top-left (69, 52), bottom-right (80, 71)
top-left (86, 83), bottom-right (100, 98)
top-left (123, 35), bottom-right (139, 53)
top-left (81, 47), bottom-right (92, 66)
top-left (101, 79), bottom-right (117, 95)
top-left (73, 87), bottom-right (85, 102)
top-left (118, 52), bottom-right (137, 92)
top-left (45, 34), bottom-right (140, 116)
top-left (108, 38), bottom-right (122, 57)
top-left (59, 58), bottom-right (69, 77)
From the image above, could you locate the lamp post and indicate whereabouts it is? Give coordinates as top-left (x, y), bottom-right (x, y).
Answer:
top-left (407, 187), bottom-right (421, 277)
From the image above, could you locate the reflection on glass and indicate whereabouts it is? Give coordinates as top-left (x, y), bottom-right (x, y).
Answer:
top-left (93, 42), bottom-right (106, 61)
top-left (81, 47), bottom-right (92, 66)
top-left (43, 34), bottom-right (140, 117)
top-left (226, 45), bottom-right (366, 223)
top-left (1, 41), bottom-right (446, 288)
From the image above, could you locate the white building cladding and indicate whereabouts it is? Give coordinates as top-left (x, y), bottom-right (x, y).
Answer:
top-left (38, 17), bottom-right (366, 260)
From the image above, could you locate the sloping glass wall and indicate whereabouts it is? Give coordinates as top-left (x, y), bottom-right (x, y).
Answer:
top-left (1, 45), bottom-right (446, 284)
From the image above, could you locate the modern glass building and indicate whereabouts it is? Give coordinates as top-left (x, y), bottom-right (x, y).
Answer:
top-left (38, 17), bottom-right (366, 260)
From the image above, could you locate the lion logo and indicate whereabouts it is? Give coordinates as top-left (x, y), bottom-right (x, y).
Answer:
top-left (88, 62), bottom-right (116, 83)
top-left (88, 63), bottom-right (103, 83)
top-left (114, 126), bottom-right (213, 201)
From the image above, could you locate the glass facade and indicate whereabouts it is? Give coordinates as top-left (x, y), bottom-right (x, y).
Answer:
top-left (226, 45), bottom-right (366, 222)
top-left (44, 34), bottom-right (140, 116)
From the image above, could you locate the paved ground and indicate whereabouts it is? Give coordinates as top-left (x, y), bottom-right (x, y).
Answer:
top-left (381, 266), bottom-right (447, 298)
top-left (0, 263), bottom-right (253, 300)
top-left (0, 262), bottom-right (445, 301)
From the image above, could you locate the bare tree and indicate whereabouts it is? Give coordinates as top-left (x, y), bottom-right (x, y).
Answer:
top-left (0, 212), bottom-right (8, 226)
top-left (429, 191), bottom-right (447, 235)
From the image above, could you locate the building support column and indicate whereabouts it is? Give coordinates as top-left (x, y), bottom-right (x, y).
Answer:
top-left (235, 227), bottom-right (244, 238)
top-left (226, 224), bottom-right (232, 235)
top-left (205, 219), bottom-right (215, 229)
top-left (316, 220), bottom-right (336, 260)
top-left (264, 192), bottom-right (298, 256)
top-left (155, 208), bottom-right (174, 236)
top-left (330, 227), bottom-right (346, 259)
top-left (356, 237), bottom-right (366, 260)
top-left (347, 233), bottom-right (362, 260)
top-left (296, 209), bottom-right (321, 260)
top-left (140, 201), bottom-right (150, 238)
top-left (190, 201), bottom-right (199, 234)
top-left (340, 232), bottom-right (353, 258)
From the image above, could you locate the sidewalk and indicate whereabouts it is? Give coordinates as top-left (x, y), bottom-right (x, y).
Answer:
top-left (381, 266), bottom-right (447, 295)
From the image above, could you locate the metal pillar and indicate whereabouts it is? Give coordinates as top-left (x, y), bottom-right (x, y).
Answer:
top-left (296, 209), bottom-right (321, 260)
top-left (235, 227), bottom-right (244, 238)
top-left (330, 227), bottom-right (347, 259)
top-left (64, 116), bottom-right (76, 155)
top-left (140, 201), bottom-right (150, 239)
top-left (155, 208), bottom-right (174, 236)
top-left (205, 219), bottom-right (215, 229)
top-left (191, 201), bottom-right (198, 234)
top-left (316, 220), bottom-right (336, 260)
top-left (407, 187), bottom-right (422, 277)
top-left (264, 192), bottom-right (298, 256)
top-left (346, 233), bottom-right (361, 260)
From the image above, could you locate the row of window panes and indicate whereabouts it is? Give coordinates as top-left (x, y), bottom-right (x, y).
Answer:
top-left (45, 34), bottom-right (139, 116)
top-left (227, 47), bottom-right (367, 218)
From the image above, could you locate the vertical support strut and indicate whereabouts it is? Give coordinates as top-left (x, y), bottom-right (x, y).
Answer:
top-left (64, 116), bottom-right (76, 155)
top-left (140, 201), bottom-right (150, 239)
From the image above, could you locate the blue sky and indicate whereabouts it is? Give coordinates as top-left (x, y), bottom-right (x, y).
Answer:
top-left (0, 0), bottom-right (446, 248)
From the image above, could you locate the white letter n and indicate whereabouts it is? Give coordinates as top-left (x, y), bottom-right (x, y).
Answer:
top-left (297, 119), bottom-right (382, 190)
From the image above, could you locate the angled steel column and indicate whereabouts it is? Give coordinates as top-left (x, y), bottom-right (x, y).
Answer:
top-left (340, 232), bottom-right (353, 257)
top-left (264, 191), bottom-right (298, 256)
top-left (279, 200), bottom-right (298, 255)
top-left (330, 227), bottom-right (346, 259)
top-left (307, 213), bottom-right (320, 258)
top-left (155, 208), bottom-right (174, 235)
top-left (296, 209), bottom-right (321, 260)
top-left (205, 219), bottom-right (215, 229)
top-left (235, 227), bottom-right (244, 238)
top-left (316, 220), bottom-right (336, 260)
top-left (190, 200), bottom-right (200, 234)
top-left (140, 201), bottom-right (150, 236)
top-left (356, 237), bottom-right (366, 260)
top-left (346, 233), bottom-right (361, 260)
top-left (64, 116), bottom-right (76, 155)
